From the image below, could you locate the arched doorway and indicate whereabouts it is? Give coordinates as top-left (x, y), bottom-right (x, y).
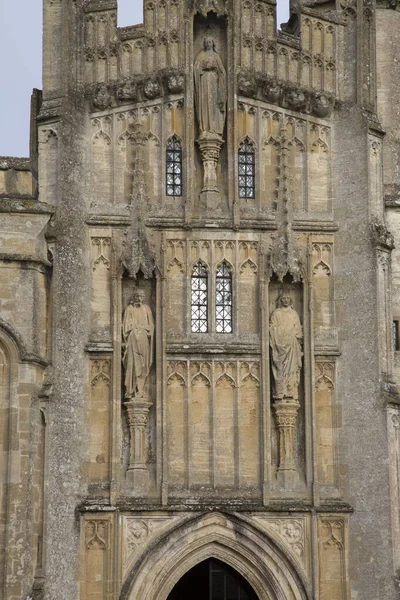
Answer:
top-left (167, 559), bottom-right (259, 600)
top-left (122, 512), bottom-right (310, 600)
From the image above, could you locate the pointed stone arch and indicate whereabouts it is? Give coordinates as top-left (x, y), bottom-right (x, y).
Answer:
top-left (121, 512), bottom-right (311, 600)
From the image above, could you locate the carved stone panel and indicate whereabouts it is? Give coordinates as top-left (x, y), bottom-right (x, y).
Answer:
top-left (315, 362), bottom-right (338, 490)
top-left (312, 240), bottom-right (335, 346)
top-left (88, 359), bottom-right (112, 484)
top-left (166, 360), bottom-right (261, 493)
top-left (318, 517), bottom-right (349, 600)
top-left (252, 514), bottom-right (310, 576)
top-left (122, 516), bottom-right (181, 576)
top-left (91, 235), bottom-right (111, 340)
top-left (82, 516), bottom-right (113, 600)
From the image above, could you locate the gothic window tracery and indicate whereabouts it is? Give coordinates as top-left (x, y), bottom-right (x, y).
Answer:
top-left (166, 136), bottom-right (183, 196)
top-left (191, 262), bottom-right (208, 333)
top-left (216, 262), bottom-right (233, 333)
top-left (238, 138), bottom-right (255, 199)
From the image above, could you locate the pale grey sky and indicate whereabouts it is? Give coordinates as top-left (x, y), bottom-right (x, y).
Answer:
top-left (0, 1), bottom-right (290, 158)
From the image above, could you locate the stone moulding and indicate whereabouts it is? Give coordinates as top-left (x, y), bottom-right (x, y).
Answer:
top-left (83, 0), bottom-right (117, 13)
top-left (89, 69), bottom-right (186, 112)
top-left (238, 71), bottom-right (337, 119)
top-left (0, 318), bottom-right (49, 366)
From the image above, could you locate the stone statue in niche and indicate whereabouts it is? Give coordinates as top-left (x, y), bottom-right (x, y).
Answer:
top-left (194, 36), bottom-right (227, 201)
top-left (122, 290), bottom-right (154, 400)
top-left (194, 37), bottom-right (227, 137)
top-left (270, 293), bottom-right (303, 401)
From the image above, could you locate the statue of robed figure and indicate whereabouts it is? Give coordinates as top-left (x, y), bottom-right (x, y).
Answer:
top-left (194, 36), bottom-right (227, 137)
top-left (194, 36), bottom-right (227, 200)
top-left (270, 294), bottom-right (303, 401)
top-left (122, 290), bottom-right (154, 399)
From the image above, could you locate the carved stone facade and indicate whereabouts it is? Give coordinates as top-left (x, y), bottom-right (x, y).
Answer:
top-left (2, 0), bottom-right (400, 599)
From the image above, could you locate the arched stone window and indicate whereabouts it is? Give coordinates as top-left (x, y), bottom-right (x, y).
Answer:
top-left (191, 262), bottom-right (208, 333)
top-left (166, 136), bottom-right (183, 196)
top-left (216, 262), bottom-right (232, 333)
top-left (238, 138), bottom-right (255, 199)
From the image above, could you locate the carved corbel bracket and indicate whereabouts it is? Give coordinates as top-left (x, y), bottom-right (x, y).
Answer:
top-left (273, 398), bottom-right (300, 487)
top-left (371, 220), bottom-right (395, 251)
top-left (125, 400), bottom-right (153, 493)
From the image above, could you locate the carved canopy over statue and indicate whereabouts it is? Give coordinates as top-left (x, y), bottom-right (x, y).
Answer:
top-left (192, 0), bottom-right (227, 16)
top-left (122, 290), bottom-right (154, 399)
top-left (270, 294), bottom-right (303, 401)
top-left (194, 37), bottom-right (227, 138)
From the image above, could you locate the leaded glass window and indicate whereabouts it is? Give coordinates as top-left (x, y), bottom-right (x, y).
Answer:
top-left (216, 263), bottom-right (232, 334)
top-left (238, 139), bottom-right (255, 199)
top-left (166, 136), bottom-right (183, 196)
top-left (191, 262), bottom-right (208, 333)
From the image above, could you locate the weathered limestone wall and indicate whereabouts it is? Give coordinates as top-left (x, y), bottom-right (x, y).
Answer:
top-left (0, 156), bottom-right (52, 599)
top-left (2, 0), bottom-right (400, 598)
top-left (377, 4), bottom-right (400, 590)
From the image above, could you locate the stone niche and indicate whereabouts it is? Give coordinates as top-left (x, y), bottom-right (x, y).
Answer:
top-left (121, 272), bottom-right (157, 494)
top-left (269, 276), bottom-right (306, 488)
top-left (193, 12), bottom-right (229, 214)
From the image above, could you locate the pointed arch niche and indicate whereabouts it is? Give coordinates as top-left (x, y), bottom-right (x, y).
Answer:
top-left (121, 513), bottom-right (310, 600)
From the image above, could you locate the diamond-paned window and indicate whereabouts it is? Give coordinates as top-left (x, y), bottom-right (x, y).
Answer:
top-left (238, 139), bottom-right (255, 199)
top-left (166, 136), bottom-right (183, 196)
top-left (191, 262), bottom-right (208, 333)
top-left (216, 262), bottom-right (232, 334)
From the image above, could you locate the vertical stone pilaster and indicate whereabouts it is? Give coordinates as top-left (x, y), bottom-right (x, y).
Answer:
top-left (125, 401), bottom-right (153, 493)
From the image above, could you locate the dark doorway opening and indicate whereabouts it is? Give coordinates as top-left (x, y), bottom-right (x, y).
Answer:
top-left (167, 558), bottom-right (259, 600)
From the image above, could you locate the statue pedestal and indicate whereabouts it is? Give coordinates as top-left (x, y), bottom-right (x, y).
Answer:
top-left (124, 399), bottom-right (152, 494)
top-left (273, 398), bottom-right (300, 487)
top-left (197, 132), bottom-right (224, 209)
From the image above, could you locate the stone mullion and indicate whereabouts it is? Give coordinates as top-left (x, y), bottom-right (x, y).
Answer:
top-left (157, 252), bottom-right (166, 500)
top-left (261, 245), bottom-right (271, 504)
top-left (110, 239), bottom-right (122, 506)
top-left (184, 8), bottom-right (195, 224)
top-left (161, 102), bottom-right (166, 205)
top-left (185, 239), bottom-right (191, 338)
top-left (232, 5), bottom-right (240, 228)
top-left (210, 241), bottom-right (216, 334)
top-left (209, 359), bottom-right (215, 489)
top-left (304, 119), bottom-right (309, 215)
top-left (234, 360), bottom-right (240, 490)
top-left (111, 112), bottom-right (116, 205)
top-left (161, 232), bottom-right (169, 504)
top-left (187, 361), bottom-right (192, 491)
top-left (303, 236), bottom-right (318, 500)
top-left (256, 104), bottom-right (263, 215)
top-left (234, 240), bottom-right (239, 336)
top-left (187, 362), bottom-right (192, 490)
top-left (308, 235), bottom-right (319, 507)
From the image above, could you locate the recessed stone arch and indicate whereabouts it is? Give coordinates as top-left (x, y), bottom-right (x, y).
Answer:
top-left (120, 512), bottom-right (311, 600)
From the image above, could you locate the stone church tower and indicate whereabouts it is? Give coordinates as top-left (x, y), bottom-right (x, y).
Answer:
top-left (2, 0), bottom-right (400, 598)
